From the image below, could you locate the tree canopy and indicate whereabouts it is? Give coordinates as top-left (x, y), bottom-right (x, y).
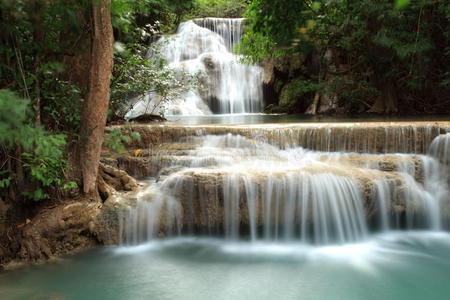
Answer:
top-left (240, 0), bottom-right (450, 113)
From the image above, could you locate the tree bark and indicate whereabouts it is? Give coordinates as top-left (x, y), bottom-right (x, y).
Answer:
top-left (305, 92), bottom-right (320, 115)
top-left (79, 0), bottom-right (113, 195)
top-left (367, 80), bottom-right (398, 114)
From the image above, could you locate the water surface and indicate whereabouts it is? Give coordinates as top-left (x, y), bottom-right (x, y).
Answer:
top-left (2, 232), bottom-right (450, 300)
top-left (163, 113), bottom-right (450, 125)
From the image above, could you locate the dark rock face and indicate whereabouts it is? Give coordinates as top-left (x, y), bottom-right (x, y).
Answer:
top-left (260, 54), bottom-right (306, 114)
top-left (128, 114), bottom-right (167, 123)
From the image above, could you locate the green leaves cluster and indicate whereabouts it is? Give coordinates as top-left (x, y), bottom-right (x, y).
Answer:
top-left (0, 0), bottom-right (89, 134)
top-left (21, 134), bottom-right (76, 201)
top-left (0, 90), bottom-right (34, 149)
top-left (112, 0), bottom-right (196, 36)
top-left (279, 78), bottom-right (322, 106)
top-left (104, 128), bottom-right (141, 153)
top-left (240, 0), bottom-right (450, 113)
top-left (239, 0), bottom-right (310, 62)
top-left (190, 0), bottom-right (248, 18)
top-left (0, 90), bottom-right (76, 201)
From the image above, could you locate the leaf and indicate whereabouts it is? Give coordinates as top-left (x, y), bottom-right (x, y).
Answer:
top-left (394, 0), bottom-right (411, 10)
top-left (311, 2), bottom-right (321, 11)
top-left (130, 131), bottom-right (141, 141)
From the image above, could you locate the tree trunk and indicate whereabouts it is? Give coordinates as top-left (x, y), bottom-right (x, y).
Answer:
top-left (367, 80), bottom-right (398, 114)
top-left (79, 0), bottom-right (113, 195)
top-left (305, 92), bottom-right (320, 115)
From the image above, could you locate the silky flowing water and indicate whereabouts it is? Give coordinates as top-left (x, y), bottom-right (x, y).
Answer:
top-left (2, 233), bottom-right (450, 300)
top-left (119, 133), bottom-right (449, 244)
top-left (127, 18), bottom-right (263, 117)
top-left (2, 122), bottom-right (449, 300)
top-left (1, 17), bottom-right (450, 299)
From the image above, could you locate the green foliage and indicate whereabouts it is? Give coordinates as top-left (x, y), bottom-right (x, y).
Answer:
top-left (0, 170), bottom-right (13, 189)
top-left (0, 90), bottom-right (35, 150)
top-left (279, 78), bottom-right (321, 106)
top-left (394, 0), bottom-right (411, 10)
top-left (0, 90), bottom-right (76, 201)
top-left (190, 0), bottom-right (248, 18)
top-left (326, 76), bottom-right (380, 110)
top-left (21, 134), bottom-right (75, 201)
top-left (241, 0), bottom-right (450, 112)
top-left (104, 128), bottom-right (141, 153)
top-left (239, 0), bottom-right (309, 62)
top-left (0, 0), bottom-right (90, 134)
top-left (41, 77), bottom-right (82, 132)
top-left (111, 0), bottom-right (196, 36)
top-left (313, 0), bottom-right (449, 105)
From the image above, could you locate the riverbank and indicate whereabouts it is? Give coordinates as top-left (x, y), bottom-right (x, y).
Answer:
top-left (0, 164), bottom-right (141, 271)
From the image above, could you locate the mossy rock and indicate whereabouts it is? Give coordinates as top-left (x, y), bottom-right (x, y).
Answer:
top-left (279, 78), bottom-right (309, 106)
top-left (274, 79), bottom-right (284, 94)
top-left (263, 104), bottom-right (292, 114)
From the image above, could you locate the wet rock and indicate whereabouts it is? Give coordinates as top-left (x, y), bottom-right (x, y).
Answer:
top-left (13, 196), bottom-right (135, 263)
top-left (2, 165), bottom-right (141, 265)
top-left (99, 163), bottom-right (138, 193)
top-left (129, 113), bottom-right (167, 123)
top-left (263, 104), bottom-right (292, 114)
top-left (137, 166), bottom-right (414, 233)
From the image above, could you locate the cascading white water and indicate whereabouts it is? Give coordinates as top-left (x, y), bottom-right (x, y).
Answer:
top-left (430, 132), bottom-right (450, 166)
top-left (127, 18), bottom-right (264, 116)
top-left (120, 133), bottom-right (450, 245)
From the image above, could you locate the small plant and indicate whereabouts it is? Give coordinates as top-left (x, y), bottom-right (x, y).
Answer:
top-left (21, 133), bottom-right (77, 201)
top-left (41, 76), bottom-right (82, 133)
top-left (0, 170), bottom-right (13, 188)
top-left (0, 90), bottom-right (77, 201)
top-left (190, 0), bottom-right (248, 18)
top-left (104, 128), bottom-right (141, 153)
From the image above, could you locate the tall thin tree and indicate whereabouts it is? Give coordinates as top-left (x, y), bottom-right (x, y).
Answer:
top-left (79, 0), bottom-right (113, 195)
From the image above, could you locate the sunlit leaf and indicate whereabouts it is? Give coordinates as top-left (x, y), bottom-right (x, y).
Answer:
top-left (394, 0), bottom-right (411, 10)
top-left (311, 2), bottom-right (321, 11)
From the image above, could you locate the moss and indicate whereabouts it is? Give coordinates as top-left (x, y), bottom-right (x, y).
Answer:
top-left (274, 79), bottom-right (284, 94)
top-left (279, 78), bottom-right (307, 106)
top-left (279, 77), bottom-right (322, 108)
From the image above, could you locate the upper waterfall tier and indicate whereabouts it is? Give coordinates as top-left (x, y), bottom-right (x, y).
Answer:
top-left (108, 122), bottom-right (450, 155)
top-left (192, 18), bottom-right (245, 51)
top-left (127, 18), bottom-right (264, 116)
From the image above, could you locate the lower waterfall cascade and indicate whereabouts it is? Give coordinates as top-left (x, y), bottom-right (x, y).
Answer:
top-left (118, 123), bottom-right (450, 246)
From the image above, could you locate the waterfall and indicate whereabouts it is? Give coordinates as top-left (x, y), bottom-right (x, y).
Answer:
top-left (116, 122), bottom-right (449, 155)
top-left (127, 18), bottom-right (264, 116)
top-left (119, 132), bottom-right (450, 245)
top-left (430, 133), bottom-right (450, 166)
